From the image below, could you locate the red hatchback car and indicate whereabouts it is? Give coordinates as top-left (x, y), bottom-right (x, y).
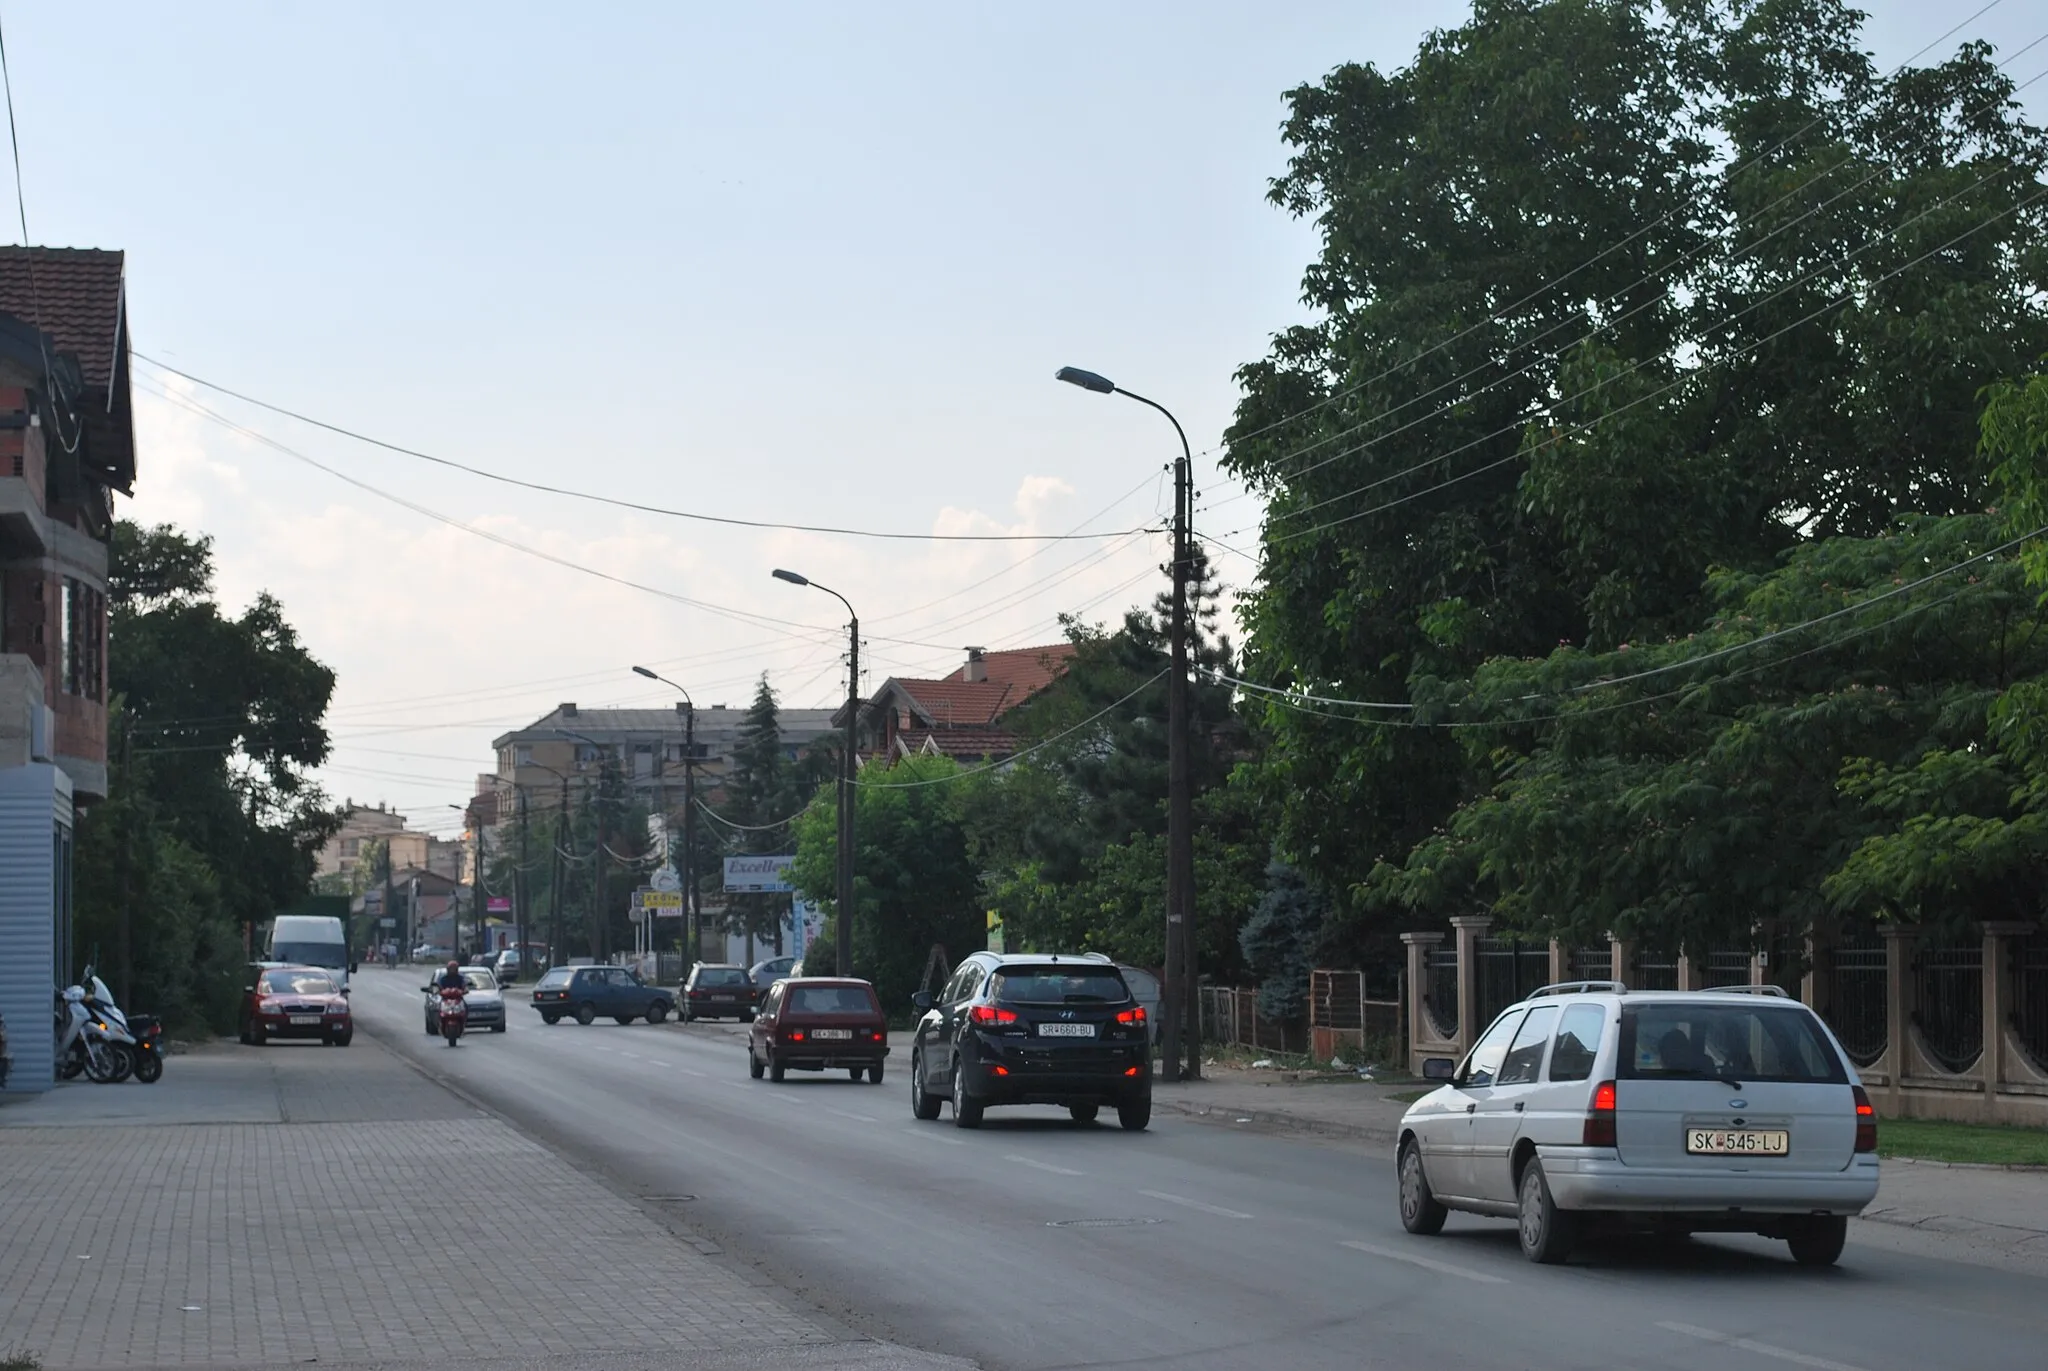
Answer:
top-left (239, 965), bottom-right (353, 1047)
top-left (748, 978), bottom-right (888, 1083)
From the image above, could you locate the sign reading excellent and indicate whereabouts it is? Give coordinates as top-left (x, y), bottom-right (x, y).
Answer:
top-left (723, 854), bottom-right (796, 893)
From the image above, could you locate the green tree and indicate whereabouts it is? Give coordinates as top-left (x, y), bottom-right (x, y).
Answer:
top-left (1239, 860), bottom-right (1330, 1023)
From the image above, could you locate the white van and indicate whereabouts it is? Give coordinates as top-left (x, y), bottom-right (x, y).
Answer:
top-left (266, 915), bottom-right (355, 991)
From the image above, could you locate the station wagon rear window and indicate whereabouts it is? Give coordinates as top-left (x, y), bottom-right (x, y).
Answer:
top-left (787, 985), bottom-right (878, 1014)
top-left (696, 967), bottom-right (748, 986)
top-left (1620, 1002), bottom-right (1846, 1085)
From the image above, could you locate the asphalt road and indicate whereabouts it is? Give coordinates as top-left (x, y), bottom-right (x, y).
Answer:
top-left (351, 968), bottom-right (2048, 1371)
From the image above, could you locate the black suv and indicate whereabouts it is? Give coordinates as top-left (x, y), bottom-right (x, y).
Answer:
top-left (908, 952), bottom-right (1151, 1131)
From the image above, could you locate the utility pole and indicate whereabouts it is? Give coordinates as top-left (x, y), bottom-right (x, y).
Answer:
top-left (552, 774), bottom-right (567, 966)
top-left (769, 571), bottom-right (860, 978)
top-left (516, 786), bottom-right (529, 978)
top-left (683, 700), bottom-right (697, 967)
top-left (1055, 366), bottom-right (1200, 1082)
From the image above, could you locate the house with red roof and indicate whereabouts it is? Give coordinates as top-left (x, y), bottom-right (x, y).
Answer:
top-left (854, 643), bottom-right (1078, 764)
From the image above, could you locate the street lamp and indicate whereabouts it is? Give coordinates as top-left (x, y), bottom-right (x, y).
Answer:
top-left (632, 665), bottom-right (700, 967)
top-left (557, 727), bottom-right (615, 961)
top-left (771, 568), bottom-right (858, 978)
top-left (1056, 364), bottom-right (1200, 1082)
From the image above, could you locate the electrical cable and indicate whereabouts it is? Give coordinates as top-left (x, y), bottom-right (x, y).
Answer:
top-left (133, 353), bottom-right (1148, 544)
top-left (694, 795), bottom-right (819, 833)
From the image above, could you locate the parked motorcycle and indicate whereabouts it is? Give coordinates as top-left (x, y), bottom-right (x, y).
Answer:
top-left (76, 965), bottom-right (162, 1084)
top-left (56, 984), bottom-right (136, 1084)
top-left (437, 986), bottom-right (467, 1046)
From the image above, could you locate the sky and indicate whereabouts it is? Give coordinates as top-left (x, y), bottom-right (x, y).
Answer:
top-left (5, 0), bottom-right (2045, 837)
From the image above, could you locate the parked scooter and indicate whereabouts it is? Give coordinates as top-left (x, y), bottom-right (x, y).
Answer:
top-left (56, 984), bottom-right (136, 1084)
top-left (79, 970), bottom-right (162, 1084)
top-left (437, 986), bottom-right (467, 1046)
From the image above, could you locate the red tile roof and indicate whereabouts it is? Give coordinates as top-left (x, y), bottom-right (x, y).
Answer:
top-left (0, 248), bottom-right (126, 388)
top-left (948, 642), bottom-right (1077, 693)
top-left (897, 726), bottom-right (1018, 760)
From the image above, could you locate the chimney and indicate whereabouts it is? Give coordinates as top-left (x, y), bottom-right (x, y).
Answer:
top-left (963, 647), bottom-right (987, 683)
top-left (560, 702), bottom-right (577, 719)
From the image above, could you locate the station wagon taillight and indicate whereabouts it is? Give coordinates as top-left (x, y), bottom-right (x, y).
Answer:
top-left (1583, 1080), bottom-right (1617, 1148)
top-left (969, 1005), bottom-right (1018, 1027)
top-left (1853, 1085), bottom-right (1877, 1153)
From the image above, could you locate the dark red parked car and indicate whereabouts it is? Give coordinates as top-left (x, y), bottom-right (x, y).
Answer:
top-left (682, 963), bottom-right (760, 1022)
top-left (239, 965), bottom-right (353, 1047)
top-left (748, 978), bottom-right (889, 1083)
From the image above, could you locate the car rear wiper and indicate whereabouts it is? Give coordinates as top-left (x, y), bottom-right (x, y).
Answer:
top-left (1654, 1067), bottom-right (1745, 1091)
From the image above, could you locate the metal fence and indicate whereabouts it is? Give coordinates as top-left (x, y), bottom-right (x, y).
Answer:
top-left (1822, 936), bottom-right (1887, 1068)
top-left (1633, 951), bottom-right (1679, 991)
top-left (1475, 937), bottom-right (1551, 1025)
top-left (1200, 986), bottom-right (1301, 1055)
top-left (1913, 939), bottom-right (1983, 1074)
top-left (1571, 946), bottom-right (1612, 982)
top-left (1423, 945), bottom-right (1459, 1041)
top-left (1701, 950), bottom-right (1753, 988)
top-left (1308, 969), bottom-right (1402, 1062)
top-left (2016, 934), bottom-right (2048, 1075)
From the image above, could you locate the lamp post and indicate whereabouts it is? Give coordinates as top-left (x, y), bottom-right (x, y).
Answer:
top-left (1055, 365), bottom-right (1200, 1082)
top-left (771, 568), bottom-right (858, 977)
top-left (557, 728), bottom-right (613, 961)
top-left (632, 666), bottom-right (699, 966)
top-left (523, 759), bottom-right (572, 970)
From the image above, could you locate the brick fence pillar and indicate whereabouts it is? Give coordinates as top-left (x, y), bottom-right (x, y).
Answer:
top-left (1451, 915), bottom-right (1492, 1055)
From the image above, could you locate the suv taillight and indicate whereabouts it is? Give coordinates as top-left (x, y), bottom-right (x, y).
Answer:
top-left (1115, 1006), bottom-right (1147, 1026)
top-left (968, 1005), bottom-right (1018, 1027)
top-left (1853, 1085), bottom-right (1877, 1152)
top-left (1583, 1080), bottom-right (1617, 1148)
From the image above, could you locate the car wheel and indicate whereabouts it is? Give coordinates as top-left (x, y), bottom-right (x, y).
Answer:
top-left (1517, 1158), bottom-right (1575, 1264)
top-left (868, 1059), bottom-right (884, 1086)
top-left (334, 1030), bottom-right (354, 1048)
top-left (424, 1015), bottom-right (437, 1037)
top-left (949, 1060), bottom-right (983, 1129)
top-left (493, 1023), bottom-right (507, 1033)
top-left (749, 1046), bottom-right (765, 1080)
top-left (614, 1016), bottom-right (636, 1026)
top-left (770, 1055), bottom-right (786, 1083)
top-left (741, 1010), bottom-right (756, 1023)
top-left (1786, 1215), bottom-right (1848, 1267)
top-left (236, 1020), bottom-right (250, 1046)
top-left (646, 1001), bottom-right (669, 1024)
top-left (250, 1023), bottom-right (266, 1047)
top-left (1398, 1139), bottom-right (1448, 1235)
top-left (575, 1003), bottom-right (596, 1026)
top-left (910, 1050), bottom-right (941, 1120)
top-left (1069, 1103), bottom-right (1099, 1124)
top-left (1116, 1091), bottom-right (1150, 1132)
top-left (848, 1067), bottom-right (864, 1081)
top-left (542, 1012), bottom-right (561, 1025)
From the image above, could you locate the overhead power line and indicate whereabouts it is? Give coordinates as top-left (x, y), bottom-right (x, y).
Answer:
top-left (133, 353), bottom-right (1151, 544)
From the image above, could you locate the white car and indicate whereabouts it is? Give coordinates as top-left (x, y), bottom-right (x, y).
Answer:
top-left (421, 967), bottom-right (508, 1034)
top-left (1396, 982), bottom-right (1879, 1266)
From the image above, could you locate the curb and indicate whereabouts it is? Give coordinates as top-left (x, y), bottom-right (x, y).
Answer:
top-left (1881, 1154), bottom-right (2048, 1174)
top-left (1158, 1096), bottom-right (1398, 1145)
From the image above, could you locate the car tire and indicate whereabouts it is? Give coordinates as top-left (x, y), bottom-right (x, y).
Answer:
top-left (250, 1023), bottom-right (266, 1047)
top-left (542, 1012), bottom-right (561, 1025)
top-left (770, 1056), bottom-right (786, 1083)
top-left (1398, 1139), bottom-right (1448, 1236)
top-left (910, 1051), bottom-right (941, 1120)
top-left (333, 1030), bottom-right (354, 1048)
top-left (614, 1016), bottom-right (636, 1026)
top-left (575, 1003), bottom-right (596, 1026)
top-left (1786, 1215), bottom-right (1848, 1267)
top-left (749, 1047), bottom-right (765, 1080)
top-left (1517, 1158), bottom-right (1575, 1264)
top-left (646, 1002), bottom-right (669, 1025)
top-left (493, 1023), bottom-right (507, 1033)
top-left (868, 1059), bottom-right (884, 1086)
top-left (848, 1067), bottom-right (864, 1081)
top-left (424, 1015), bottom-right (437, 1037)
top-left (741, 1010), bottom-right (756, 1023)
top-left (950, 1060), bottom-right (983, 1129)
top-left (1069, 1103), bottom-right (1099, 1124)
top-left (1116, 1091), bottom-right (1150, 1132)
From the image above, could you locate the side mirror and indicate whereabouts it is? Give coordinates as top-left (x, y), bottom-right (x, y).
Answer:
top-left (911, 991), bottom-right (933, 1011)
top-left (341, 988), bottom-right (351, 997)
top-left (419, 985), bottom-right (432, 994)
top-left (1421, 1057), bottom-right (1457, 1082)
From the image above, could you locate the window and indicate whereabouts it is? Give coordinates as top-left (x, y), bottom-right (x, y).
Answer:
top-left (576, 744), bottom-right (599, 765)
top-left (1497, 1004), bottom-right (1559, 1086)
top-left (261, 970), bottom-right (338, 996)
top-left (341, 838), bottom-right (360, 859)
top-left (944, 964), bottom-right (978, 1004)
top-left (516, 745), bottom-right (532, 767)
top-left (1548, 1004), bottom-right (1607, 1082)
top-left (695, 967), bottom-right (747, 987)
top-left (990, 966), bottom-right (1131, 1004)
top-left (1619, 1003), bottom-right (1846, 1085)
top-left (59, 577), bottom-right (104, 700)
top-left (789, 985), bottom-right (878, 1014)
top-left (1457, 1009), bottom-right (1527, 1088)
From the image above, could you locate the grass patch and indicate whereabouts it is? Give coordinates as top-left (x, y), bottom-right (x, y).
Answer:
top-left (2, 1351), bottom-right (43, 1371)
top-left (1878, 1117), bottom-right (2048, 1167)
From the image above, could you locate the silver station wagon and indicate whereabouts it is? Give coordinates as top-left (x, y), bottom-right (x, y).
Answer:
top-left (1396, 982), bottom-right (1879, 1266)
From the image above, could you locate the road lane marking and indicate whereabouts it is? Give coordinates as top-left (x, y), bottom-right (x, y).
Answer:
top-left (908, 1130), bottom-right (965, 1145)
top-left (1140, 1189), bottom-right (1252, 1219)
top-left (1339, 1240), bottom-right (1507, 1284)
top-left (674, 1067), bottom-right (706, 1078)
top-left (825, 1108), bottom-right (878, 1123)
top-left (1003, 1153), bottom-right (1085, 1176)
top-left (1656, 1322), bottom-right (1868, 1371)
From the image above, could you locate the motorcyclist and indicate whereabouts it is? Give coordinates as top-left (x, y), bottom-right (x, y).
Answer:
top-left (436, 960), bottom-right (468, 994)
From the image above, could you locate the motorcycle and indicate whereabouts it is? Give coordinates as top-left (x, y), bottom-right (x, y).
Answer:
top-left (56, 984), bottom-right (136, 1084)
top-left (437, 985), bottom-right (468, 1046)
top-left (78, 966), bottom-right (162, 1084)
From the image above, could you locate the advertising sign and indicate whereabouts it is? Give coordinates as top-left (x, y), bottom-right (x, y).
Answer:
top-left (723, 854), bottom-right (796, 893)
top-left (486, 896), bottom-right (512, 914)
top-left (632, 888), bottom-right (684, 918)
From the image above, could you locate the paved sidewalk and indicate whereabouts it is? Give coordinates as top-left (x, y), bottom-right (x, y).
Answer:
top-left (0, 1039), bottom-right (969, 1371)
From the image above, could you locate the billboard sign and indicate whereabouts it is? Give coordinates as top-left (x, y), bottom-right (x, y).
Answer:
top-left (486, 896), bottom-right (512, 914)
top-left (723, 854), bottom-right (796, 893)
